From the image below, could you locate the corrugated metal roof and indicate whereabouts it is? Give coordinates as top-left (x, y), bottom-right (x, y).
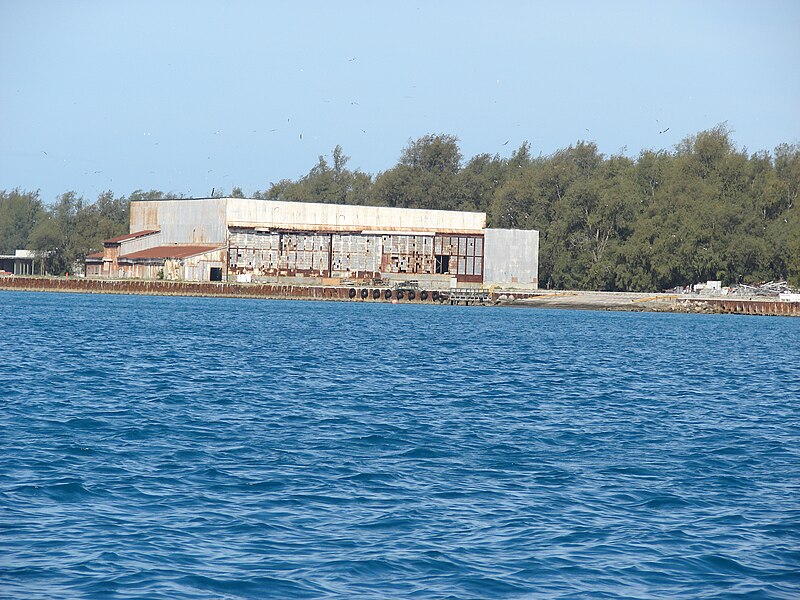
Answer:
top-left (120, 245), bottom-right (222, 260)
top-left (85, 251), bottom-right (104, 260)
top-left (103, 230), bottom-right (160, 244)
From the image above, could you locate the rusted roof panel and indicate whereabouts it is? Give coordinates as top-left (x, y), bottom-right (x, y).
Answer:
top-left (120, 244), bottom-right (222, 260)
top-left (85, 251), bottom-right (104, 260)
top-left (103, 230), bottom-right (160, 244)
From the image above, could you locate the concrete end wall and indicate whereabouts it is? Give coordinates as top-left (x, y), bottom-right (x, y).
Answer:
top-left (130, 199), bottom-right (228, 244)
top-left (483, 228), bottom-right (539, 288)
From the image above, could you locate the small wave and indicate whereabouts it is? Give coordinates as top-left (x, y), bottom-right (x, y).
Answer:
top-left (316, 558), bottom-right (410, 579)
top-left (244, 479), bottom-right (287, 491)
top-left (59, 444), bottom-right (102, 456)
top-left (65, 417), bottom-right (106, 430)
top-left (177, 573), bottom-right (320, 597)
top-left (458, 574), bottom-right (533, 597)
top-left (395, 446), bottom-right (452, 459)
top-left (345, 433), bottom-right (409, 448)
top-left (637, 493), bottom-right (692, 510)
top-left (23, 480), bottom-right (99, 502)
top-left (338, 471), bottom-right (396, 483)
top-left (356, 516), bottom-right (416, 531)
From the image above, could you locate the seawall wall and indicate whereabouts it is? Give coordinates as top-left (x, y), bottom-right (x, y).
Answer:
top-left (2, 277), bottom-right (798, 315)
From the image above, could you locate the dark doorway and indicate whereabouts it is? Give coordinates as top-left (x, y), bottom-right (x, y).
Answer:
top-left (435, 255), bottom-right (450, 274)
top-left (210, 267), bottom-right (223, 281)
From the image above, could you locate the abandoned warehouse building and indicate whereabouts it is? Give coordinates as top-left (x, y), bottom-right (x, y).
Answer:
top-left (85, 197), bottom-right (539, 289)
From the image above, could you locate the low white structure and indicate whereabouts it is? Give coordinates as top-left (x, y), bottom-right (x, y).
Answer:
top-left (0, 250), bottom-right (40, 275)
top-left (87, 197), bottom-right (539, 288)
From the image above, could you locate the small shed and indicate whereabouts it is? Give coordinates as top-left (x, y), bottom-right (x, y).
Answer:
top-left (118, 245), bottom-right (226, 281)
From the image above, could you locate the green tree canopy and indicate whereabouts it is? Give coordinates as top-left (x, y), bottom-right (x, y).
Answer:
top-left (0, 189), bottom-right (46, 254)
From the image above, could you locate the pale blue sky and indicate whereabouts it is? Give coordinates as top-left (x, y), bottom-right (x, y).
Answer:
top-left (1, 0), bottom-right (798, 203)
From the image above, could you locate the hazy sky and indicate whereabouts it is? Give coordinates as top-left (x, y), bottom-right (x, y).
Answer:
top-left (2, 0), bottom-right (798, 203)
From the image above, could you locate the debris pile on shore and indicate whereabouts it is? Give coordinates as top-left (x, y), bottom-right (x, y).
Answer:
top-left (671, 300), bottom-right (724, 314)
top-left (727, 281), bottom-right (795, 297)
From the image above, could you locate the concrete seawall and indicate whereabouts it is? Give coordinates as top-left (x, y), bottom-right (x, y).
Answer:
top-left (682, 298), bottom-right (800, 317)
top-left (0, 276), bottom-right (451, 303)
top-left (0, 277), bottom-right (413, 302)
top-left (513, 291), bottom-right (800, 316)
top-left (1, 277), bottom-right (798, 316)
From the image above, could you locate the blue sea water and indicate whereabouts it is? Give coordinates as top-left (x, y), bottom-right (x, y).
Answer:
top-left (1, 291), bottom-right (799, 599)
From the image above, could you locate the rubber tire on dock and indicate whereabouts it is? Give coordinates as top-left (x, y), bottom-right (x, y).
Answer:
top-left (396, 291), bottom-right (404, 300)
top-left (408, 290), bottom-right (416, 301)
top-left (360, 288), bottom-right (369, 299)
top-left (420, 290), bottom-right (428, 301)
top-left (384, 289), bottom-right (393, 300)
top-left (432, 291), bottom-right (439, 301)
top-left (348, 288), bottom-right (357, 298)
top-left (372, 289), bottom-right (381, 300)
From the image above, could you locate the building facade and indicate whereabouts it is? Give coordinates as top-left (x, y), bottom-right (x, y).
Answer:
top-left (86, 198), bottom-right (539, 288)
top-left (0, 250), bottom-right (40, 276)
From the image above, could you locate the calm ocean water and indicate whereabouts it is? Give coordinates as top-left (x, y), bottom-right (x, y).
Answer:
top-left (1, 291), bottom-right (799, 599)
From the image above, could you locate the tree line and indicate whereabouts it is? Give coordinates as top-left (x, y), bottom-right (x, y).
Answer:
top-left (2, 125), bottom-right (798, 289)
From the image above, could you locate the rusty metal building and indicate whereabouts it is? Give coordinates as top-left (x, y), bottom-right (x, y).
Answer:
top-left (86, 197), bottom-right (538, 288)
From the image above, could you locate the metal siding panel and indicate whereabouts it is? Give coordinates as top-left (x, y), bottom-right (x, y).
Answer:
top-left (482, 228), bottom-right (539, 287)
top-left (130, 199), bottom-right (228, 244)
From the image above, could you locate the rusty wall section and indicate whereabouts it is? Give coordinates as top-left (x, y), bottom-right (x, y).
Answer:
top-left (686, 298), bottom-right (800, 316)
top-left (433, 234), bottom-right (484, 283)
top-left (227, 230), bottom-right (481, 282)
top-left (229, 230), bottom-right (331, 278)
top-left (0, 277), bottom-right (441, 303)
top-left (331, 234), bottom-right (382, 278)
top-left (381, 235), bottom-right (434, 276)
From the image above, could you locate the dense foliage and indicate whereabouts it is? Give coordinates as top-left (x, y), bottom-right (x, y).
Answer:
top-left (0, 189), bottom-right (161, 275)
top-left (2, 126), bottom-right (798, 289)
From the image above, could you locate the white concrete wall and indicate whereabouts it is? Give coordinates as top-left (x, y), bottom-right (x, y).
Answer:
top-left (483, 228), bottom-right (539, 288)
top-left (226, 198), bottom-right (486, 233)
top-left (130, 198), bottom-right (228, 244)
top-left (117, 232), bottom-right (165, 255)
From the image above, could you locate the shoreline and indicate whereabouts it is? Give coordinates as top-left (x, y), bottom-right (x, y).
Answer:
top-left (1, 276), bottom-right (798, 316)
